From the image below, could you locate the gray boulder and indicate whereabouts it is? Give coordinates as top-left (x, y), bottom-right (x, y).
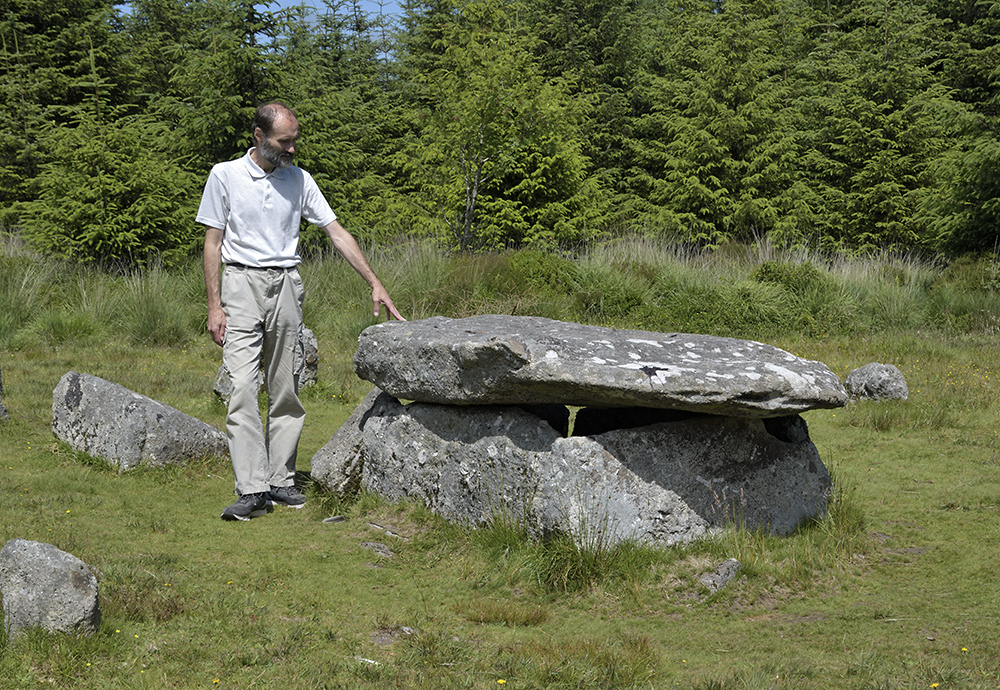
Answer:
top-left (301, 327), bottom-right (320, 387)
top-left (586, 412), bottom-right (829, 536)
top-left (310, 387), bottom-right (383, 497)
top-left (52, 371), bottom-right (227, 471)
top-left (845, 362), bottom-right (909, 401)
top-left (316, 393), bottom-right (831, 545)
top-left (1, 539), bottom-right (100, 639)
top-left (354, 315), bottom-right (847, 417)
top-left (213, 327), bottom-right (319, 402)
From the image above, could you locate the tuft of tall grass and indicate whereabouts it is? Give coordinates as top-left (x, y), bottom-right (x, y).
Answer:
top-left (471, 508), bottom-right (667, 595)
top-left (813, 467), bottom-right (869, 559)
top-left (0, 256), bottom-right (66, 347)
top-left (28, 308), bottom-right (102, 345)
top-left (573, 261), bottom-right (653, 322)
top-left (117, 264), bottom-right (198, 346)
top-left (458, 598), bottom-right (549, 627)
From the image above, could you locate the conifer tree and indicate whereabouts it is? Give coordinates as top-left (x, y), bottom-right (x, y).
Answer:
top-left (19, 47), bottom-right (201, 265)
top-left (0, 0), bottom-right (119, 226)
top-left (395, 0), bottom-right (603, 250)
top-left (629, 0), bottom-right (813, 245)
top-left (800, 0), bottom-right (962, 251)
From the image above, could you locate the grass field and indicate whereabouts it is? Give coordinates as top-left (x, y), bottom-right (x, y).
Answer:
top-left (2, 239), bottom-right (1000, 688)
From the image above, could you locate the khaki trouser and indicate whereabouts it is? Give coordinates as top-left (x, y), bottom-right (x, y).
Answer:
top-left (221, 265), bottom-right (306, 496)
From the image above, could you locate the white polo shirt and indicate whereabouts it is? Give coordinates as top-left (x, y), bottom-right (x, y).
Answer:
top-left (196, 149), bottom-right (337, 267)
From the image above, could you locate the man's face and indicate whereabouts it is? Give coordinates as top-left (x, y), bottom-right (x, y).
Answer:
top-left (256, 115), bottom-right (299, 170)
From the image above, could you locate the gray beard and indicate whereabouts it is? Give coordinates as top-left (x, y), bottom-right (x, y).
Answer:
top-left (258, 138), bottom-right (293, 169)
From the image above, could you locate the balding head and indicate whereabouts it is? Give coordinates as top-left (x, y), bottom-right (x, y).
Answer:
top-left (251, 102), bottom-right (297, 142)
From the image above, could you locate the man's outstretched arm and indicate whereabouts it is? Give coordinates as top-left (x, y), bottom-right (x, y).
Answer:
top-left (323, 220), bottom-right (405, 321)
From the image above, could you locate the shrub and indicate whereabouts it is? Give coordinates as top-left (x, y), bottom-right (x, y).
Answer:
top-left (499, 249), bottom-right (578, 295)
top-left (751, 260), bottom-right (826, 294)
top-left (934, 253), bottom-right (1000, 292)
top-left (19, 111), bottom-right (202, 268)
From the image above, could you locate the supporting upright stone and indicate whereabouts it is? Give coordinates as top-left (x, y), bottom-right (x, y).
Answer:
top-left (316, 392), bottom-right (832, 545)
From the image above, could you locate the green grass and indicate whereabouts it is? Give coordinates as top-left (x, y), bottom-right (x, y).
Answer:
top-left (3, 238), bottom-right (1000, 687)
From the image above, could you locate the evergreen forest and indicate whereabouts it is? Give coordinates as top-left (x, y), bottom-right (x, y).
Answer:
top-left (3, 0), bottom-right (999, 265)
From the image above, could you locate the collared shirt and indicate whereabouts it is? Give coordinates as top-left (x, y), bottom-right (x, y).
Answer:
top-left (196, 149), bottom-right (337, 267)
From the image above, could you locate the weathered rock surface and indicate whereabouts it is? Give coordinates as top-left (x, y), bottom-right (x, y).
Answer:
top-left (354, 315), bottom-right (847, 417)
top-left (214, 327), bottom-right (319, 402)
top-left (846, 362), bottom-right (909, 401)
top-left (0, 539), bottom-right (100, 639)
top-left (699, 558), bottom-right (742, 592)
top-left (310, 387), bottom-right (381, 496)
top-left (313, 392), bottom-right (832, 544)
top-left (52, 371), bottom-right (227, 471)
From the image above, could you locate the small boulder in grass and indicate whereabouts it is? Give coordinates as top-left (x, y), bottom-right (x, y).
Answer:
top-left (845, 362), bottom-right (909, 401)
top-left (0, 539), bottom-right (100, 639)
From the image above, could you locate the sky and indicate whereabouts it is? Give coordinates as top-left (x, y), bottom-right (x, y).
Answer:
top-left (267, 0), bottom-right (402, 18)
top-left (118, 0), bottom-right (404, 19)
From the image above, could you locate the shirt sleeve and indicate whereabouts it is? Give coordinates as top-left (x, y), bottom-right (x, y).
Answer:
top-left (195, 165), bottom-right (229, 230)
top-left (299, 170), bottom-right (337, 228)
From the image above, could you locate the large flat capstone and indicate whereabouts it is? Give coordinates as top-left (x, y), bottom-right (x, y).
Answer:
top-left (354, 315), bottom-right (847, 417)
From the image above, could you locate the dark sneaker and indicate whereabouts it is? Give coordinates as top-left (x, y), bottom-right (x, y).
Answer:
top-left (268, 485), bottom-right (306, 509)
top-left (221, 492), bottom-right (268, 521)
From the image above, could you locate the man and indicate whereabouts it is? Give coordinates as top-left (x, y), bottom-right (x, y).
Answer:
top-left (198, 101), bottom-right (404, 521)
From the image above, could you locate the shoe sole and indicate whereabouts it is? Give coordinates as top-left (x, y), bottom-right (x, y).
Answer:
top-left (221, 508), bottom-right (268, 521)
top-left (267, 499), bottom-right (305, 510)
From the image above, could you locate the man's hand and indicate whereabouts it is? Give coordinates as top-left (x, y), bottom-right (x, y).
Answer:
top-left (208, 305), bottom-right (227, 346)
top-left (373, 284), bottom-right (405, 321)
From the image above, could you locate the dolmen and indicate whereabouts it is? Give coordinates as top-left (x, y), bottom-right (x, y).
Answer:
top-left (312, 315), bottom-right (848, 546)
